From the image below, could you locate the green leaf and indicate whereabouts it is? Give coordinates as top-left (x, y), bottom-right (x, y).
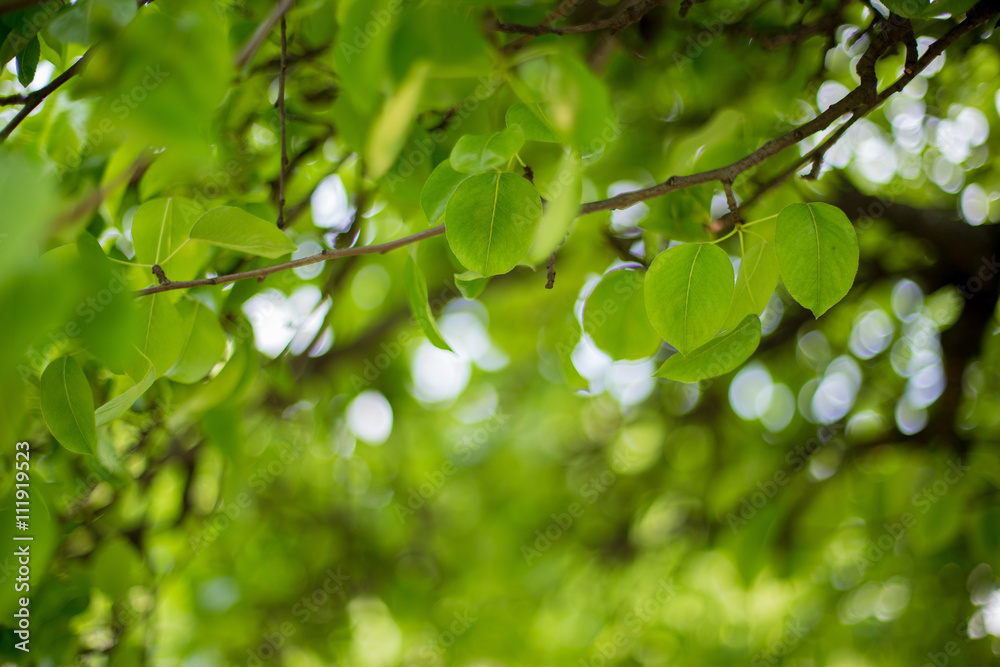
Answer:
top-left (584, 268), bottom-right (661, 361)
top-left (132, 197), bottom-right (207, 282)
top-left (190, 207), bottom-right (298, 259)
top-left (95, 361), bottom-right (156, 426)
top-left (166, 298), bottom-right (227, 383)
top-left (366, 63), bottom-right (429, 180)
top-left (654, 314), bottom-right (761, 382)
top-left (445, 171), bottom-right (542, 277)
top-left (774, 202), bottom-right (859, 317)
top-left (505, 102), bottom-right (560, 143)
top-left (454, 270), bottom-right (487, 299)
top-left (722, 236), bottom-right (779, 331)
top-left (404, 256), bottom-right (452, 352)
top-left (450, 126), bottom-right (525, 174)
top-left (15, 35), bottom-right (39, 87)
top-left (644, 242), bottom-right (734, 354)
top-left (40, 356), bottom-right (97, 455)
top-left (421, 161), bottom-right (470, 225)
top-left (527, 149), bottom-right (581, 265)
top-left (132, 294), bottom-right (184, 380)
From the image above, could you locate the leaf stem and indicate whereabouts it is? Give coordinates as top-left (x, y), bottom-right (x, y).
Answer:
top-left (742, 213), bottom-right (778, 227)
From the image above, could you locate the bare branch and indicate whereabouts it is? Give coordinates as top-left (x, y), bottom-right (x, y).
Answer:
top-left (136, 225), bottom-right (446, 296)
top-left (0, 49), bottom-right (93, 143)
top-left (276, 15), bottom-right (288, 229)
top-left (722, 179), bottom-right (742, 226)
top-left (496, 0), bottom-right (661, 36)
top-left (233, 0), bottom-right (295, 68)
top-left (501, 0), bottom-right (587, 52)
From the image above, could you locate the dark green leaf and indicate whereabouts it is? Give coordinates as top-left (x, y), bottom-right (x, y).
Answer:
top-left (445, 171), bottom-right (542, 276)
top-left (40, 356), bottom-right (97, 455)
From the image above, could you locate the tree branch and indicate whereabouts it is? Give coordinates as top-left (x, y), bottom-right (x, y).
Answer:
top-left (0, 48), bottom-right (93, 143)
top-left (496, 0), bottom-right (661, 36)
top-left (135, 225), bottom-right (446, 296)
top-left (722, 179), bottom-right (742, 226)
top-left (133, 0), bottom-right (999, 299)
top-left (501, 0), bottom-right (587, 52)
top-left (233, 0), bottom-right (295, 68)
top-left (276, 14), bottom-right (288, 229)
top-left (578, 0), bottom-right (997, 216)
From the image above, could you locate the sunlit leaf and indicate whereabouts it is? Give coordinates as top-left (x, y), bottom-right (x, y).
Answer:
top-left (421, 161), bottom-right (470, 225)
top-left (654, 314), bottom-right (761, 381)
top-left (95, 360), bottom-right (156, 426)
top-left (506, 102), bottom-right (560, 143)
top-left (722, 235), bottom-right (779, 331)
top-left (190, 207), bottom-right (298, 259)
top-left (775, 202), bottom-right (858, 317)
top-left (450, 125), bottom-right (525, 174)
top-left (132, 197), bottom-right (207, 282)
top-left (644, 242), bottom-right (734, 354)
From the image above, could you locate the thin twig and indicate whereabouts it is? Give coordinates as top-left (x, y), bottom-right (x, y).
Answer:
top-left (233, 0), bottom-right (295, 68)
top-left (496, 0), bottom-right (661, 36)
top-left (502, 0), bottom-right (587, 52)
top-left (50, 154), bottom-right (150, 233)
top-left (276, 14), bottom-right (288, 229)
top-left (133, 0), bottom-right (1000, 299)
top-left (722, 179), bottom-right (743, 226)
top-left (0, 49), bottom-right (93, 143)
top-left (578, 1), bottom-right (996, 216)
top-left (136, 225), bottom-right (446, 296)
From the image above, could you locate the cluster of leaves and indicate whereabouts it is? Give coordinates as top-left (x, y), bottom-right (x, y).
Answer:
top-left (1, 0), bottom-right (1000, 664)
top-left (581, 202), bottom-right (859, 382)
